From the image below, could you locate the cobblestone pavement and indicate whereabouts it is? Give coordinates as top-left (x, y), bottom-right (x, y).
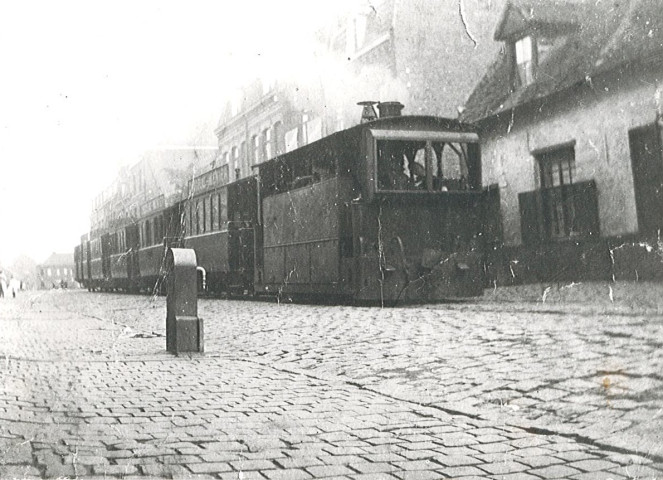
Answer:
top-left (0, 289), bottom-right (662, 479)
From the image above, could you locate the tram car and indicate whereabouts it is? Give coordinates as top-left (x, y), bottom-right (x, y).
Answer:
top-left (253, 108), bottom-right (485, 302)
top-left (75, 104), bottom-right (488, 302)
top-left (75, 199), bottom-right (183, 293)
top-left (181, 167), bottom-right (258, 295)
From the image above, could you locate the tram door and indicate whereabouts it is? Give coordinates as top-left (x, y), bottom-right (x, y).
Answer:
top-left (229, 222), bottom-right (254, 277)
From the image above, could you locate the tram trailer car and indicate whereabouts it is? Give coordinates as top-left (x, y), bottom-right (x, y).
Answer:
top-left (255, 113), bottom-right (487, 302)
top-left (75, 203), bottom-right (183, 293)
top-left (136, 203), bottom-right (183, 293)
top-left (182, 174), bottom-right (258, 295)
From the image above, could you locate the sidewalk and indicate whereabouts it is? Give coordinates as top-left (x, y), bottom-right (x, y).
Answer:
top-left (480, 280), bottom-right (663, 315)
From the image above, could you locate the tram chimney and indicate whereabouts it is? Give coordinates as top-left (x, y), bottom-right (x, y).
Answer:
top-left (357, 101), bottom-right (378, 123)
top-left (377, 101), bottom-right (404, 118)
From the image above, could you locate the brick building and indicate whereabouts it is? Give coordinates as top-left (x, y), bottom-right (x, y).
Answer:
top-left (462, 0), bottom-right (663, 284)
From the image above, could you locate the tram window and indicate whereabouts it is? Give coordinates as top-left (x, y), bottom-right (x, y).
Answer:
top-left (145, 221), bottom-right (152, 246)
top-left (195, 201), bottom-right (201, 235)
top-left (376, 139), bottom-right (471, 192)
top-left (433, 142), bottom-right (469, 190)
top-left (211, 194), bottom-right (219, 231)
top-left (219, 192), bottom-right (228, 225)
top-left (377, 139), bottom-right (425, 191)
top-left (202, 199), bottom-right (208, 233)
top-left (156, 217), bottom-right (163, 244)
top-left (189, 204), bottom-right (194, 236)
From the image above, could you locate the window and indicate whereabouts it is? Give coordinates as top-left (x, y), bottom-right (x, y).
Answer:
top-left (200, 198), bottom-right (208, 233)
top-left (196, 200), bottom-right (202, 235)
top-left (376, 139), bottom-right (475, 192)
top-left (285, 127), bottom-right (299, 153)
top-left (515, 35), bottom-right (534, 86)
top-left (252, 135), bottom-right (260, 164)
top-left (219, 191), bottom-right (228, 225)
top-left (232, 146), bottom-right (239, 180)
top-left (539, 146), bottom-right (576, 238)
top-left (262, 128), bottom-right (271, 161)
top-left (47, 268), bottom-right (52, 276)
top-left (513, 34), bottom-right (566, 87)
top-left (154, 217), bottom-right (162, 245)
top-left (519, 144), bottom-right (600, 243)
top-left (211, 194), bottom-right (219, 231)
top-left (240, 141), bottom-right (247, 177)
top-left (187, 204), bottom-right (193, 236)
top-left (273, 122), bottom-right (283, 155)
top-left (346, 13), bottom-right (368, 55)
top-left (145, 220), bottom-right (152, 245)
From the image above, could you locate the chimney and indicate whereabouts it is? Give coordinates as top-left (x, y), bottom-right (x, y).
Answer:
top-left (377, 101), bottom-right (404, 118)
top-left (357, 101), bottom-right (378, 123)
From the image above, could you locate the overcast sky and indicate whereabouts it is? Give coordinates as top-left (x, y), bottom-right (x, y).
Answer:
top-left (0, 0), bottom-right (355, 266)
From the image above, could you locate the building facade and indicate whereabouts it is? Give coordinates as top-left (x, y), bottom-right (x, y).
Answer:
top-left (463, 0), bottom-right (663, 283)
top-left (38, 253), bottom-right (75, 289)
top-left (90, 148), bottom-right (215, 238)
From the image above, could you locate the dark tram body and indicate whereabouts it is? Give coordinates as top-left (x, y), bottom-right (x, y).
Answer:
top-left (75, 113), bottom-right (489, 302)
top-left (255, 115), bottom-right (485, 302)
top-left (182, 170), bottom-right (257, 295)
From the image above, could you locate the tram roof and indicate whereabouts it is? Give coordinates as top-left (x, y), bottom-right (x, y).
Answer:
top-left (256, 115), bottom-right (478, 172)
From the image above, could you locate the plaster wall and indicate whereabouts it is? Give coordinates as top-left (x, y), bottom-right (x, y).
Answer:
top-left (480, 68), bottom-right (663, 247)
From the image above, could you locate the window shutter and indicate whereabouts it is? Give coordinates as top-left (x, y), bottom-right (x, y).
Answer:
top-left (519, 190), bottom-right (543, 244)
top-left (572, 180), bottom-right (600, 238)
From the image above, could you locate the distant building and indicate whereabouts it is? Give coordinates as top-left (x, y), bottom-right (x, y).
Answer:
top-left (38, 253), bottom-right (75, 289)
top-left (89, 148), bottom-right (216, 238)
top-left (462, 0), bottom-right (663, 283)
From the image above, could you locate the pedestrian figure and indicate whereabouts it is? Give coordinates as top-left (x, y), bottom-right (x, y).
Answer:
top-left (0, 270), bottom-right (7, 298)
top-left (8, 277), bottom-right (20, 298)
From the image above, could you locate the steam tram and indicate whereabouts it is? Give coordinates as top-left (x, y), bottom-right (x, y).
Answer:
top-left (75, 108), bottom-right (487, 302)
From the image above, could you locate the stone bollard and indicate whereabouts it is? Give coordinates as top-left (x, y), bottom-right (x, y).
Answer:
top-left (165, 248), bottom-right (204, 354)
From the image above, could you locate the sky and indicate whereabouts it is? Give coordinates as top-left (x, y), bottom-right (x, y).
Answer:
top-left (0, 0), bottom-right (356, 267)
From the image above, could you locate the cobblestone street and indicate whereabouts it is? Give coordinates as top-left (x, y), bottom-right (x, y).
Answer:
top-left (1, 288), bottom-right (662, 479)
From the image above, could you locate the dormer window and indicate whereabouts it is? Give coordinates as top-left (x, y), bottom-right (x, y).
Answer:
top-left (495, 1), bottom-right (581, 90)
top-left (515, 35), bottom-right (534, 86)
top-left (513, 33), bottom-right (567, 87)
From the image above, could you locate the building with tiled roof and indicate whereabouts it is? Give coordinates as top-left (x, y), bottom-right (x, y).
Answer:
top-left (462, 0), bottom-right (663, 284)
top-left (37, 253), bottom-right (75, 289)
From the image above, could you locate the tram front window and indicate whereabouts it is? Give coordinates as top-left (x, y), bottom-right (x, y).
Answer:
top-left (376, 139), bottom-right (470, 192)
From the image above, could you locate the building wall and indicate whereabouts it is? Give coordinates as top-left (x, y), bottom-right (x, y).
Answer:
top-left (37, 265), bottom-right (75, 289)
top-left (480, 65), bottom-right (663, 248)
top-left (392, 0), bottom-right (504, 117)
top-left (216, 86), bottom-right (306, 182)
